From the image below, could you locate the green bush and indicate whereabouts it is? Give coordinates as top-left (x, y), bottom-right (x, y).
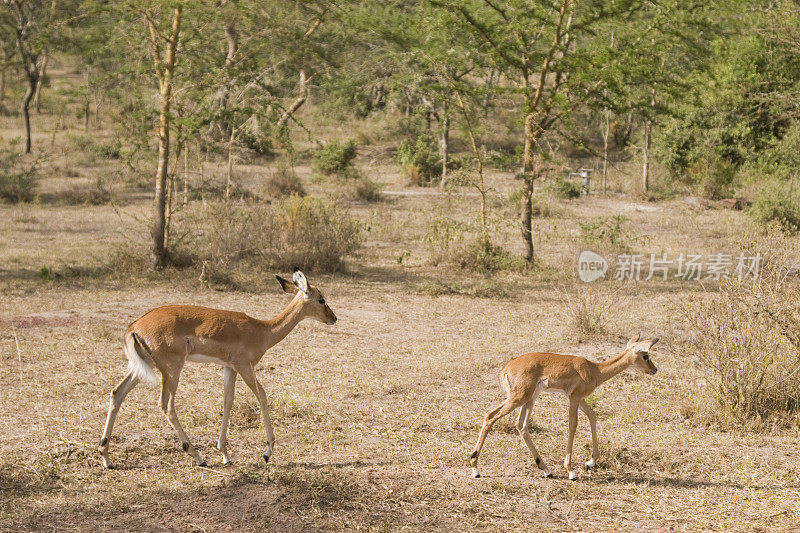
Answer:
top-left (548, 177), bottom-right (581, 199)
top-left (312, 140), bottom-right (358, 177)
top-left (748, 182), bottom-right (800, 233)
top-left (395, 134), bottom-right (441, 186)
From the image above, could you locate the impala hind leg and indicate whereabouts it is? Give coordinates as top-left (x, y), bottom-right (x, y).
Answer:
top-left (237, 364), bottom-right (275, 464)
top-left (160, 372), bottom-right (206, 466)
top-left (469, 399), bottom-right (522, 478)
top-left (516, 396), bottom-right (552, 477)
top-left (217, 367), bottom-right (237, 465)
top-left (99, 371), bottom-right (140, 468)
top-left (579, 399), bottom-right (599, 470)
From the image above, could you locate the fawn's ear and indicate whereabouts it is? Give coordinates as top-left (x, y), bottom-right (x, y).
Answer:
top-left (649, 337), bottom-right (660, 348)
top-left (292, 268), bottom-right (309, 294)
top-left (276, 275), bottom-right (298, 294)
top-left (627, 334), bottom-right (641, 348)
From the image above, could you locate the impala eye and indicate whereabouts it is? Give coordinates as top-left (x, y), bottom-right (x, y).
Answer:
top-left (319, 298), bottom-right (325, 305)
top-left (642, 354), bottom-right (649, 360)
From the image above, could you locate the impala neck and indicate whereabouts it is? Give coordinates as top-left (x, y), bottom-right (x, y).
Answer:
top-left (263, 292), bottom-right (306, 350)
top-left (596, 350), bottom-right (633, 385)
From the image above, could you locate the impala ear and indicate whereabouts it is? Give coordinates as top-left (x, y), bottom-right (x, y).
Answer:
top-left (650, 337), bottom-right (660, 347)
top-left (627, 334), bottom-right (641, 348)
top-left (292, 268), bottom-right (309, 294)
top-left (276, 275), bottom-right (298, 294)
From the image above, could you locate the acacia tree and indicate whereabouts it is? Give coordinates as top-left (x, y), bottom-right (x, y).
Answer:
top-left (144, 4), bottom-right (183, 269)
top-left (433, 0), bottom-right (705, 260)
top-left (1, 0), bottom-right (47, 154)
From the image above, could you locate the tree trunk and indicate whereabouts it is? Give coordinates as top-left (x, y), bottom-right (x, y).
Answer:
top-left (277, 70), bottom-right (307, 129)
top-left (33, 49), bottom-right (48, 113)
top-left (149, 6), bottom-right (183, 270)
top-left (642, 118), bottom-right (651, 194)
top-left (439, 109), bottom-right (449, 189)
top-left (217, 20), bottom-right (237, 135)
top-left (520, 113), bottom-right (536, 261)
top-left (225, 124), bottom-right (235, 200)
top-left (0, 67), bottom-right (6, 102)
top-left (21, 76), bottom-right (36, 154)
top-left (183, 142), bottom-right (189, 206)
top-left (602, 108), bottom-right (610, 194)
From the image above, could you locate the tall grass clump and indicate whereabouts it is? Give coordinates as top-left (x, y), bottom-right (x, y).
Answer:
top-left (193, 196), bottom-right (361, 278)
top-left (747, 181), bottom-right (800, 233)
top-left (272, 195), bottom-right (362, 271)
top-left (260, 164), bottom-right (306, 200)
top-left (0, 143), bottom-right (37, 203)
top-left (680, 231), bottom-right (800, 428)
top-left (562, 287), bottom-right (610, 341)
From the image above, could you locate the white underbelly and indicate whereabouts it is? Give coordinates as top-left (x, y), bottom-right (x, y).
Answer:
top-left (186, 353), bottom-right (231, 367)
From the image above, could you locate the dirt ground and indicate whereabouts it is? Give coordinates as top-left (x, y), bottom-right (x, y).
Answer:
top-left (2, 179), bottom-right (800, 532)
top-left (2, 70), bottom-right (800, 530)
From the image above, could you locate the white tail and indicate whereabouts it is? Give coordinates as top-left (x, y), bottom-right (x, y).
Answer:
top-left (124, 332), bottom-right (157, 384)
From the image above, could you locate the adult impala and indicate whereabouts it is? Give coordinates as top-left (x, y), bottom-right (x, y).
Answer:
top-left (99, 269), bottom-right (336, 468)
top-left (469, 335), bottom-right (659, 480)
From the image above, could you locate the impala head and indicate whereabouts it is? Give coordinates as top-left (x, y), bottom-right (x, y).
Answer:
top-left (276, 268), bottom-right (337, 325)
top-left (626, 334), bottom-right (659, 375)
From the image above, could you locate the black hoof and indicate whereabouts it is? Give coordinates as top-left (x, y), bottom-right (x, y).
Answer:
top-left (198, 461), bottom-right (208, 467)
top-left (263, 454), bottom-right (270, 464)
top-left (105, 464), bottom-right (115, 470)
top-left (473, 473), bottom-right (481, 478)
top-left (545, 472), bottom-right (553, 478)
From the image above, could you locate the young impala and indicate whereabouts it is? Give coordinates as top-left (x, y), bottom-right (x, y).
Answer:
top-left (99, 269), bottom-right (337, 468)
top-left (469, 335), bottom-right (659, 480)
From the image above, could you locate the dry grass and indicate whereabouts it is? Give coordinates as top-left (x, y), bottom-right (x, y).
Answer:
top-left (2, 73), bottom-right (800, 532)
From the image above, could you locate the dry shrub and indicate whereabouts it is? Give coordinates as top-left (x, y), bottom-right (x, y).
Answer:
top-left (681, 230), bottom-right (800, 428)
top-left (273, 195), bottom-right (362, 271)
top-left (57, 178), bottom-right (113, 205)
top-left (341, 174), bottom-right (383, 202)
top-left (562, 287), bottom-right (612, 341)
top-left (260, 165), bottom-right (305, 200)
top-left (193, 196), bottom-right (361, 276)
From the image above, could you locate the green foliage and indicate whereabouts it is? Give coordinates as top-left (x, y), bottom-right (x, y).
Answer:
top-left (312, 140), bottom-right (358, 177)
top-left (395, 134), bottom-right (441, 186)
top-left (748, 182), bottom-right (800, 233)
top-left (548, 177), bottom-right (582, 199)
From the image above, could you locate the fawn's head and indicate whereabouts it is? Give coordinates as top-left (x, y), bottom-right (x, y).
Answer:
top-left (276, 269), bottom-right (338, 325)
top-left (625, 334), bottom-right (659, 375)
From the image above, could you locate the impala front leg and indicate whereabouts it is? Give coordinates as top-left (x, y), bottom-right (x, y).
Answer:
top-left (237, 364), bottom-right (275, 463)
top-left (217, 367), bottom-right (237, 465)
top-left (564, 397), bottom-right (579, 480)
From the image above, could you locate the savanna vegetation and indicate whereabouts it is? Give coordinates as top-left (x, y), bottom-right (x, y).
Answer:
top-left (2, 0), bottom-right (800, 531)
